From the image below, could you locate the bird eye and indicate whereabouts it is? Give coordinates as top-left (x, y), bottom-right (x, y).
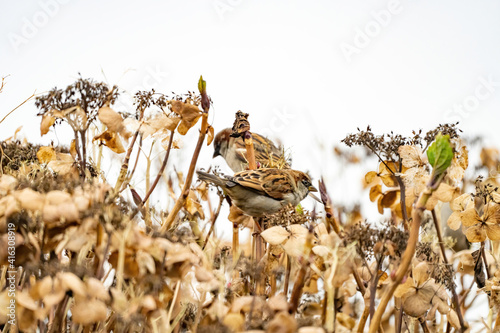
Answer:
top-left (302, 180), bottom-right (311, 187)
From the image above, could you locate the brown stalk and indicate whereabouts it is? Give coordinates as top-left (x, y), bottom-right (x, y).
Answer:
top-left (419, 316), bottom-right (430, 333)
top-left (481, 241), bottom-right (491, 280)
top-left (114, 129), bottom-right (141, 193)
top-left (288, 226), bottom-right (314, 314)
top-left (368, 188), bottom-right (432, 333)
top-left (284, 254), bottom-right (291, 296)
top-left (142, 133), bottom-right (174, 205)
top-left (495, 310), bottom-right (500, 330)
top-left (357, 306), bottom-right (370, 333)
top-left (129, 134), bottom-right (143, 182)
top-left (369, 257), bottom-right (382, 321)
top-left (48, 294), bottom-right (70, 333)
top-left (161, 87), bottom-right (210, 232)
top-left (431, 209), bottom-right (466, 329)
top-left (395, 175), bottom-right (409, 224)
top-left (202, 195), bottom-right (224, 250)
top-left (395, 297), bottom-right (403, 333)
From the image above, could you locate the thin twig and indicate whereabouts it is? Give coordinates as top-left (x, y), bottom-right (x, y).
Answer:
top-left (161, 80), bottom-right (210, 232)
top-left (481, 241), bottom-right (491, 280)
top-left (202, 195), bottom-right (224, 250)
top-left (289, 227), bottom-right (314, 314)
top-left (368, 188), bottom-right (432, 333)
top-left (0, 91), bottom-right (35, 125)
top-left (142, 133), bottom-right (174, 205)
top-left (431, 209), bottom-right (466, 329)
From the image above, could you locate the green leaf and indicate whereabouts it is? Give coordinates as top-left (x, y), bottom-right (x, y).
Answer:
top-left (426, 133), bottom-right (453, 176)
top-left (198, 75), bottom-right (206, 94)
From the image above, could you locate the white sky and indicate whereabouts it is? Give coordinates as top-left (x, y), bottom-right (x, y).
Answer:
top-left (0, 0), bottom-right (500, 202)
top-left (1, 1), bottom-right (499, 324)
top-left (1, 0), bottom-right (500, 215)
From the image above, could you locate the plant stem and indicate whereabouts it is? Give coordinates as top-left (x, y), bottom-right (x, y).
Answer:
top-left (288, 227), bottom-right (314, 314)
top-left (357, 306), bottom-right (370, 333)
top-left (368, 189), bottom-right (431, 333)
top-left (419, 316), bottom-right (430, 333)
top-left (80, 129), bottom-right (87, 178)
top-left (369, 258), bottom-right (382, 321)
top-left (114, 129), bottom-right (140, 193)
top-left (395, 175), bottom-right (409, 223)
top-left (395, 297), bottom-right (403, 333)
top-left (129, 134), bottom-right (143, 182)
top-left (254, 218), bottom-right (265, 295)
top-left (161, 112), bottom-right (209, 232)
top-left (142, 133), bottom-right (174, 206)
top-left (481, 241), bottom-right (491, 280)
top-left (431, 209), bottom-right (466, 330)
top-left (202, 195), bottom-right (224, 250)
top-left (284, 254), bottom-right (291, 296)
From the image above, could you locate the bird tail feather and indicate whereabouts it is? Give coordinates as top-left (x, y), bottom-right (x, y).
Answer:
top-left (196, 171), bottom-right (224, 187)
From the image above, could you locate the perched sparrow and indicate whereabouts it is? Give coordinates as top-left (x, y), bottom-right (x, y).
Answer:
top-left (213, 128), bottom-right (288, 172)
top-left (196, 168), bottom-right (317, 217)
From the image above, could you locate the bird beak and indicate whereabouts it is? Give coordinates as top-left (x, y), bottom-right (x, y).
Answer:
top-left (308, 185), bottom-right (318, 192)
top-left (308, 192), bottom-right (322, 203)
top-left (213, 145), bottom-right (220, 158)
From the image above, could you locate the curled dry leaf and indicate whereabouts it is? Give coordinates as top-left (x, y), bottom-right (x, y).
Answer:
top-left (47, 152), bottom-right (77, 176)
top-left (228, 204), bottom-right (254, 228)
top-left (207, 125), bottom-right (215, 146)
top-left (169, 100), bottom-right (202, 135)
top-left (184, 190), bottom-right (205, 219)
top-left (40, 114), bottom-right (55, 136)
top-left (37, 146), bottom-right (56, 164)
top-left (93, 130), bottom-right (125, 154)
top-left (98, 106), bottom-right (131, 139)
top-left (70, 139), bottom-right (77, 159)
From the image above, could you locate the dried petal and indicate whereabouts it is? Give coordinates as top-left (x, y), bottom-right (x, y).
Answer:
top-left (261, 226), bottom-right (289, 245)
top-left (461, 208), bottom-right (480, 227)
top-left (485, 223), bottom-right (500, 241)
top-left (465, 224), bottom-right (486, 243)
top-left (447, 211), bottom-right (462, 230)
top-left (72, 299), bottom-right (107, 324)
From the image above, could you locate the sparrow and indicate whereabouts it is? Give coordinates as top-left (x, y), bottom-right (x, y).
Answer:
top-left (213, 128), bottom-right (289, 172)
top-left (196, 168), bottom-right (317, 217)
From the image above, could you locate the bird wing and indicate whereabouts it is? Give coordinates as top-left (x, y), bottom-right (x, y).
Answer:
top-left (231, 169), bottom-right (293, 200)
top-left (233, 134), bottom-right (287, 168)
